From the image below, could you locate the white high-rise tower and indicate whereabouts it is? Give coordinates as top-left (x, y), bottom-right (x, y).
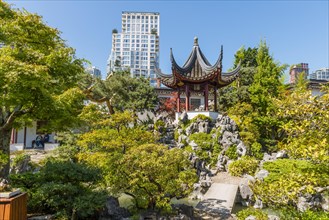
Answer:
top-left (107, 11), bottom-right (160, 87)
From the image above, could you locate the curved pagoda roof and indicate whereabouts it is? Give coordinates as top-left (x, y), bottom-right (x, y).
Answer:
top-left (156, 37), bottom-right (241, 89)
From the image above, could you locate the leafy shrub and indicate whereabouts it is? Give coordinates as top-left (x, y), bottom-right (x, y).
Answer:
top-left (225, 145), bottom-right (238, 160)
top-left (278, 207), bottom-right (329, 220)
top-left (236, 207), bottom-right (267, 220)
top-left (0, 151), bottom-right (8, 168)
top-left (11, 151), bottom-right (30, 168)
top-left (154, 120), bottom-right (165, 131)
top-left (228, 156), bottom-right (258, 176)
top-left (174, 130), bottom-right (179, 141)
top-left (190, 114), bottom-right (212, 123)
top-left (252, 159), bottom-right (329, 207)
top-left (189, 133), bottom-right (221, 165)
top-left (10, 159), bottom-right (107, 219)
top-left (249, 142), bottom-right (264, 159)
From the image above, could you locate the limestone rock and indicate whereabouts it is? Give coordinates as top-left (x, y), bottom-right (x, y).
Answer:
top-left (189, 140), bottom-right (198, 150)
top-left (100, 196), bottom-right (130, 220)
top-left (179, 111), bottom-right (188, 123)
top-left (268, 215), bottom-right (280, 220)
top-left (276, 150), bottom-right (288, 159)
top-left (253, 199), bottom-right (263, 209)
top-left (263, 153), bottom-right (276, 162)
top-left (321, 192), bottom-right (329, 211)
top-left (178, 134), bottom-right (187, 145)
top-left (297, 196), bottom-right (310, 212)
top-left (245, 215), bottom-right (257, 220)
top-left (255, 169), bottom-right (269, 181)
top-left (237, 142), bottom-right (247, 156)
top-left (239, 177), bottom-right (254, 206)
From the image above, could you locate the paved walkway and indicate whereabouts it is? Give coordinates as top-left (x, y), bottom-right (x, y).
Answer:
top-left (195, 172), bottom-right (242, 219)
top-left (202, 183), bottom-right (239, 212)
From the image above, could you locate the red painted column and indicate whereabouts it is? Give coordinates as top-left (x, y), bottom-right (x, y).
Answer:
top-left (205, 83), bottom-right (209, 111)
top-left (177, 89), bottom-right (181, 112)
top-left (185, 85), bottom-right (190, 112)
top-left (214, 87), bottom-right (218, 112)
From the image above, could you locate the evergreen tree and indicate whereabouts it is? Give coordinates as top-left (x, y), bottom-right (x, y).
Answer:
top-left (248, 41), bottom-right (287, 150)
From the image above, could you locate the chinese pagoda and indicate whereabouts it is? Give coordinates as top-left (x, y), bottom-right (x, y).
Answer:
top-left (156, 37), bottom-right (241, 116)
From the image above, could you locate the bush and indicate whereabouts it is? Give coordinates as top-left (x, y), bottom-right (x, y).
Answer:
top-left (250, 142), bottom-right (264, 160)
top-left (225, 145), bottom-right (238, 160)
top-left (154, 120), bottom-right (165, 131)
top-left (236, 207), bottom-right (267, 220)
top-left (190, 114), bottom-right (212, 123)
top-left (228, 156), bottom-right (258, 176)
top-left (278, 207), bottom-right (329, 220)
top-left (10, 159), bottom-right (107, 219)
top-left (189, 133), bottom-right (221, 165)
top-left (252, 159), bottom-right (329, 207)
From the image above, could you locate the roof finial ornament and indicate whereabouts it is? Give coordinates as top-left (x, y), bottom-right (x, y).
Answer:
top-left (194, 37), bottom-right (198, 46)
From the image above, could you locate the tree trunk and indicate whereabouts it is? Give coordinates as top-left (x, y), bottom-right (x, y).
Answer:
top-left (0, 128), bottom-right (11, 179)
top-left (106, 100), bottom-right (115, 115)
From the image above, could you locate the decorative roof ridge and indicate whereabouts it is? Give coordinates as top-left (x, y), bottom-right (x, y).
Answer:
top-left (221, 61), bottom-right (242, 82)
top-left (170, 48), bottom-right (195, 73)
top-left (196, 46), bottom-right (223, 72)
top-left (154, 60), bottom-right (173, 79)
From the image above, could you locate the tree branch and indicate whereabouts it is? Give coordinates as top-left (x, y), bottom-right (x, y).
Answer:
top-left (0, 106), bottom-right (22, 131)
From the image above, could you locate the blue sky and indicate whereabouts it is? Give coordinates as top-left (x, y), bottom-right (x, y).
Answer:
top-left (7, 0), bottom-right (329, 81)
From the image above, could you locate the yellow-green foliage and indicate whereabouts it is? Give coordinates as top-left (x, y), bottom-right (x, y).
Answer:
top-left (189, 132), bottom-right (221, 165)
top-left (236, 208), bottom-right (267, 220)
top-left (228, 102), bottom-right (260, 147)
top-left (174, 130), bottom-right (179, 141)
top-left (252, 159), bottom-right (329, 207)
top-left (278, 208), bottom-right (329, 220)
top-left (112, 144), bottom-right (198, 211)
top-left (0, 151), bottom-right (8, 168)
top-left (275, 89), bottom-right (329, 162)
top-left (154, 120), bottom-right (165, 131)
top-left (228, 156), bottom-right (258, 177)
top-left (225, 145), bottom-right (238, 160)
top-left (190, 114), bottom-right (212, 123)
top-left (250, 142), bottom-right (264, 160)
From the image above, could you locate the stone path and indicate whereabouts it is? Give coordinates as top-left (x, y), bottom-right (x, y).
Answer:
top-left (195, 172), bottom-right (242, 219)
top-left (202, 183), bottom-right (239, 211)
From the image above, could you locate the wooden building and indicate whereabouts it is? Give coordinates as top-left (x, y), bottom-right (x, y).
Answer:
top-left (156, 37), bottom-right (241, 119)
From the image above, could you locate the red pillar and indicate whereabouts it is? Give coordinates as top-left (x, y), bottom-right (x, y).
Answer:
top-left (214, 87), bottom-right (217, 112)
top-left (177, 89), bottom-right (181, 112)
top-left (205, 83), bottom-right (209, 111)
top-left (185, 85), bottom-right (190, 111)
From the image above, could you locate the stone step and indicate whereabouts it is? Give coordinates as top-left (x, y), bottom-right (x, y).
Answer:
top-left (202, 183), bottom-right (239, 212)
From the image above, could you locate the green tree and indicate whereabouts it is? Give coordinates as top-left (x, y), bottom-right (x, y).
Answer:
top-left (223, 42), bottom-right (286, 153)
top-left (77, 111), bottom-right (197, 212)
top-left (218, 47), bottom-right (258, 112)
top-left (82, 71), bottom-right (158, 114)
top-left (0, 2), bottom-right (85, 178)
top-left (110, 144), bottom-right (197, 211)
